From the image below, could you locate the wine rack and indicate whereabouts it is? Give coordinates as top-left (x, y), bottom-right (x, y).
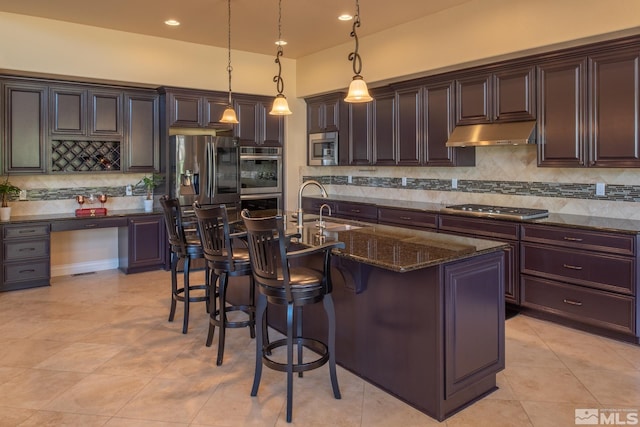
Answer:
top-left (51, 140), bottom-right (121, 172)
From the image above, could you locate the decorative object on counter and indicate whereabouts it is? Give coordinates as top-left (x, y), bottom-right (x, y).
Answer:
top-left (268, 0), bottom-right (292, 116)
top-left (75, 194), bottom-right (108, 216)
top-left (0, 176), bottom-right (21, 221)
top-left (138, 174), bottom-right (161, 212)
top-left (219, 0), bottom-right (239, 124)
top-left (98, 194), bottom-right (108, 208)
top-left (344, 0), bottom-right (372, 103)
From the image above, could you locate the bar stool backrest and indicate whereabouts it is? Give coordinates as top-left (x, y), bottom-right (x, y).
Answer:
top-left (160, 196), bottom-right (187, 256)
top-left (193, 203), bottom-right (235, 269)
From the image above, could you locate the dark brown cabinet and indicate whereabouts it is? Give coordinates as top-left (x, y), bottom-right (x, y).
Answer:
top-left (50, 86), bottom-right (122, 138)
top-left (234, 96), bottom-right (283, 146)
top-left (348, 102), bottom-right (373, 165)
top-left (307, 94), bottom-right (341, 133)
top-left (439, 214), bottom-right (520, 305)
top-left (118, 214), bottom-right (166, 274)
top-left (166, 90), bottom-right (230, 129)
top-left (1, 223), bottom-right (51, 291)
top-left (124, 90), bottom-right (159, 172)
top-left (3, 81), bottom-right (48, 174)
top-left (372, 89), bottom-right (396, 165)
top-left (520, 223), bottom-right (638, 340)
top-left (377, 207), bottom-right (438, 230)
top-left (456, 66), bottom-right (536, 125)
top-left (395, 87), bottom-right (421, 166)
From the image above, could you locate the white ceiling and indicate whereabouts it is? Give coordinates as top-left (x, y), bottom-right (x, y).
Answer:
top-left (0, 0), bottom-right (472, 58)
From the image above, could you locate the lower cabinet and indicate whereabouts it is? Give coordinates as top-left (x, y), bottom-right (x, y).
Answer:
top-left (118, 215), bottom-right (166, 274)
top-left (1, 223), bottom-right (51, 291)
top-left (520, 223), bottom-right (639, 342)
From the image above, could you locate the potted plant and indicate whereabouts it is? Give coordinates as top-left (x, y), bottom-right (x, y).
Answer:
top-left (0, 176), bottom-right (21, 221)
top-left (138, 174), bottom-right (161, 212)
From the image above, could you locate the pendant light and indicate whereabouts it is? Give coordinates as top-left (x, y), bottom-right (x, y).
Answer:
top-left (220, 0), bottom-right (239, 124)
top-left (269, 0), bottom-right (292, 115)
top-left (344, 0), bottom-right (373, 103)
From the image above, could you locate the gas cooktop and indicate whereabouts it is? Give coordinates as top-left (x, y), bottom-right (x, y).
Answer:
top-left (441, 204), bottom-right (549, 220)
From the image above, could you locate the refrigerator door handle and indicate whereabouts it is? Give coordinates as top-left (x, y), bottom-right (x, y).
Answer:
top-left (206, 141), bottom-right (216, 199)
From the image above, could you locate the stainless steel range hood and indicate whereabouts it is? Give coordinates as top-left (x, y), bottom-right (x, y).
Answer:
top-left (445, 120), bottom-right (537, 147)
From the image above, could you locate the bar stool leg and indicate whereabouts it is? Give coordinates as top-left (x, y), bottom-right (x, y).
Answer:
top-left (248, 275), bottom-right (256, 339)
top-left (296, 306), bottom-right (303, 378)
top-left (205, 270), bottom-right (219, 347)
top-left (251, 293), bottom-right (268, 397)
top-left (168, 253), bottom-right (179, 322)
top-left (182, 257), bottom-right (190, 334)
top-left (324, 295), bottom-right (341, 399)
top-left (286, 302), bottom-right (294, 423)
top-left (216, 272), bottom-right (229, 366)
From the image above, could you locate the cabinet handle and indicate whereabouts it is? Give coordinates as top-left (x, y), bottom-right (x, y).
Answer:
top-left (399, 216), bottom-right (412, 220)
top-left (563, 236), bottom-right (583, 242)
top-left (351, 209), bottom-right (361, 213)
top-left (563, 263), bottom-right (583, 270)
top-left (18, 229), bottom-right (36, 234)
top-left (18, 247), bottom-right (36, 252)
top-left (19, 269), bottom-right (36, 273)
top-left (84, 224), bottom-right (98, 228)
top-left (563, 299), bottom-right (583, 306)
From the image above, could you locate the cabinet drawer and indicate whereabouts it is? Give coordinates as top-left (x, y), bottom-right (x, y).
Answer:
top-left (4, 260), bottom-right (50, 284)
top-left (335, 202), bottom-right (378, 220)
top-left (521, 242), bottom-right (634, 295)
top-left (3, 224), bottom-right (50, 239)
top-left (439, 214), bottom-right (519, 240)
top-left (301, 197), bottom-right (337, 214)
top-left (377, 208), bottom-right (437, 229)
top-left (521, 275), bottom-right (636, 335)
top-left (521, 223), bottom-right (635, 256)
top-left (51, 217), bottom-right (128, 231)
top-left (4, 240), bottom-right (49, 261)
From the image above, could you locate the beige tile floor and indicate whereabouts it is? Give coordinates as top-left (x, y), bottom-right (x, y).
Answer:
top-left (0, 269), bottom-right (638, 426)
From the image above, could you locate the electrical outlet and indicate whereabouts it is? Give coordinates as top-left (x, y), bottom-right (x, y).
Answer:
top-left (452, 178), bottom-right (458, 189)
top-left (596, 182), bottom-right (605, 196)
top-left (401, 177), bottom-right (407, 186)
top-left (347, 175), bottom-right (352, 184)
top-left (18, 189), bottom-right (27, 201)
top-left (125, 184), bottom-right (133, 196)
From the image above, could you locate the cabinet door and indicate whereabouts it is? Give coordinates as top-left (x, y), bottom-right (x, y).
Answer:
top-left (307, 97), bottom-right (340, 133)
top-left (537, 58), bottom-right (587, 167)
top-left (396, 87), bottom-right (421, 166)
top-left (455, 74), bottom-right (492, 125)
top-left (494, 66), bottom-right (536, 122)
top-left (168, 93), bottom-right (200, 128)
top-left (348, 102), bottom-right (372, 165)
top-left (372, 91), bottom-right (396, 165)
top-left (4, 82), bottom-right (47, 173)
top-left (89, 89), bottom-right (122, 137)
top-left (203, 95), bottom-right (232, 129)
top-left (235, 99), bottom-right (259, 145)
top-left (129, 216), bottom-right (166, 268)
top-left (589, 49), bottom-right (640, 167)
top-left (50, 86), bottom-right (86, 135)
top-left (262, 105), bottom-right (284, 146)
top-left (124, 91), bottom-right (159, 172)
top-left (424, 81), bottom-right (461, 166)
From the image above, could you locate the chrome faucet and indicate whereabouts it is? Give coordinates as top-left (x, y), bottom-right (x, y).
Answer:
top-left (297, 179), bottom-right (328, 229)
top-left (318, 203), bottom-right (332, 229)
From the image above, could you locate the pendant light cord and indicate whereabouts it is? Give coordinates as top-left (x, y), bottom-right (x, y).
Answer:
top-left (273, 0), bottom-right (285, 95)
top-left (348, 0), bottom-right (362, 77)
top-left (226, 0), bottom-right (233, 106)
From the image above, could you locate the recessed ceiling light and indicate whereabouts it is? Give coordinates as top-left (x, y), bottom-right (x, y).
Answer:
top-left (164, 19), bottom-right (180, 26)
top-left (338, 14), bottom-right (353, 21)
top-left (275, 40), bottom-right (287, 46)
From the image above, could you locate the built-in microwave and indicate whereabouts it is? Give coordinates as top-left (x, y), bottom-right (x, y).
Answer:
top-left (308, 132), bottom-right (338, 166)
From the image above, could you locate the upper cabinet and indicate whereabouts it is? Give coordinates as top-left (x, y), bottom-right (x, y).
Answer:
top-left (348, 102), bottom-right (373, 165)
top-left (234, 95), bottom-right (283, 147)
top-left (123, 90), bottom-right (159, 172)
top-left (50, 86), bottom-right (123, 138)
top-left (307, 94), bottom-right (342, 133)
top-left (3, 80), bottom-right (48, 174)
top-left (164, 89), bottom-right (231, 130)
top-left (455, 65), bottom-right (536, 126)
top-left (537, 44), bottom-right (640, 168)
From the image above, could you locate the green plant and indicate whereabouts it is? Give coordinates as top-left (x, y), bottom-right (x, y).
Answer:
top-left (0, 176), bottom-right (21, 208)
top-left (138, 174), bottom-right (161, 200)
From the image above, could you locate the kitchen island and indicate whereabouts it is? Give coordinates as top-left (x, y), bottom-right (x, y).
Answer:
top-left (268, 217), bottom-right (507, 421)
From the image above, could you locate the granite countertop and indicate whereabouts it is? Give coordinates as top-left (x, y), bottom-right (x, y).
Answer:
top-left (290, 218), bottom-right (507, 273)
top-left (304, 195), bottom-right (640, 234)
top-left (2, 208), bottom-right (164, 225)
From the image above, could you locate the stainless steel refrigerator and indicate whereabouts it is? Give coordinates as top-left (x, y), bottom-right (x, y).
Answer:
top-left (169, 135), bottom-right (241, 212)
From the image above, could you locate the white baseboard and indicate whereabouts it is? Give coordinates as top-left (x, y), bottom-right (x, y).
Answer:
top-left (51, 258), bottom-right (120, 277)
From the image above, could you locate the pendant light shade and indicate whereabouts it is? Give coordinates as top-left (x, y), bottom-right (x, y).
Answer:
top-left (219, 0), bottom-right (239, 124)
top-left (345, 0), bottom-right (373, 103)
top-left (269, 0), bottom-right (292, 116)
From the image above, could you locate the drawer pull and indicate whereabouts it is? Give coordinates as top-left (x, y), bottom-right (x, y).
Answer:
top-left (563, 236), bottom-right (583, 242)
top-left (18, 247), bottom-right (36, 252)
top-left (84, 224), bottom-right (98, 228)
top-left (19, 269), bottom-right (36, 273)
top-left (563, 264), bottom-right (583, 270)
top-left (399, 216), bottom-right (412, 220)
top-left (351, 209), bottom-right (361, 213)
top-left (563, 299), bottom-right (583, 307)
top-left (18, 229), bottom-right (37, 234)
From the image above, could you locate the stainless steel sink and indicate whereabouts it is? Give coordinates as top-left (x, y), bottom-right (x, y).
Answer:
top-left (320, 222), bottom-right (361, 232)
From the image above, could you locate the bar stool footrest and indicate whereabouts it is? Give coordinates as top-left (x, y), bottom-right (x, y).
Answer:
top-left (210, 305), bottom-right (255, 329)
top-left (262, 337), bottom-right (329, 373)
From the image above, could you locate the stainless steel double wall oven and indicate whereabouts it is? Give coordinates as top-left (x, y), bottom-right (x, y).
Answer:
top-left (239, 146), bottom-right (283, 211)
